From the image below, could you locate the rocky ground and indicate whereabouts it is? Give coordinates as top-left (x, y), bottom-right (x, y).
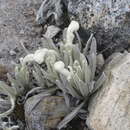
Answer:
top-left (0, 0), bottom-right (130, 130)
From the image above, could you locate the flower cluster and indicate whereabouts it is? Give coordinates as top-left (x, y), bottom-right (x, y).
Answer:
top-left (0, 21), bottom-right (106, 129)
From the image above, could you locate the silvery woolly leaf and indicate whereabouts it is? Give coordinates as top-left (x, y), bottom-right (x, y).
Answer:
top-left (46, 58), bottom-right (55, 74)
top-left (75, 31), bottom-right (82, 51)
top-left (33, 66), bottom-right (45, 88)
top-left (15, 65), bottom-right (29, 87)
top-left (80, 54), bottom-right (91, 83)
top-left (41, 68), bottom-right (56, 83)
top-left (72, 73), bottom-right (89, 97)
top-left (71, 73), bottom-right (81, 93)
top-left (63, 92), bottom-right (70, 108)
top-left (83, 33), bottom-right (94, 56)
top-left (88, 52), bottom-right (96, 80)
top-left (41, 36), bottom-right (59, 52)
top-left (63, 50), bottom-right (69, 67)
top-left (63, 28), bottom-right (67, 43)
top-left (73, 60), bottom-right (83, 80)
top-left (66, 78), bottom-right (82, 99)
top-left (78, 80), bottom-right (89, 98)
top-left (25, 87), bottom-right (57, 102)
top-left (0, 81), bottom-right (16, 117)
top-left (88, 81), bottom-right (95, 94)
top-left (7, 74), bottom-right (24, 95)
top-left (59, 74), bottom-right (67, 88)
top-left (88, 37), bottom-right (97, 80)
top-left (72, 45), bottom-right (81, 64)
top-left (90, 37), bottom-right (97, 54)
top-left (56, 77), bottom-right (70, 107)
top-left (92, 72), bottom-right (106, 93)
top-left (57, 100), bottom-right (86, 129)
top-left (56, 80), bottom-right (67, 93)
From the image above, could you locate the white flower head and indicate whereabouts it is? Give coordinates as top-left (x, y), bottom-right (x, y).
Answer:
top-left (66, 21), bottom-right (79, 45)
top-left (67, 21), bottom-right (79, 33)
top-left (54, 61), bottom-right (71, 78)
top-left (34, 48), bottom-right (48, 64)
top-left (21, 54), bottom-right (34, 64)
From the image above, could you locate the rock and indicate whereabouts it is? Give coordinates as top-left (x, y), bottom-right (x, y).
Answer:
top-left (67, 0), bottom-right (130, 29)
top-left (24, 93), bottom-right (69, 130)
top-left (44, 25), bottom-right (61, 38)
top-left (37, 0), bottom-right (130, 29)
top-left (9, 50), bottom-right (16, 56)
top-left (86, 52), bottom-right (130, 130)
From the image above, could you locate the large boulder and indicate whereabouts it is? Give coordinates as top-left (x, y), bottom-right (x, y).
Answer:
top-left (86, 52), bottom-right (130, 130)
top-left (24, 93), bottom-right (69, 130)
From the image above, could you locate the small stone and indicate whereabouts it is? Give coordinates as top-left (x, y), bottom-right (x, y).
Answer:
top-left (44, 25), bottom-right (61, 38)
top-left (9, 50), bottom-right (16, 56)
top-left (19, 29), bottom-right (25, 35)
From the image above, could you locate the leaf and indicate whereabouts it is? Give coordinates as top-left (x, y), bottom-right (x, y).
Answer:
top-left (15, 65), bottom-right (29, 86)
top-left (7, 73), bottom-right (24, 95)
top-left (83, 33), bottom-right (94, 56)
top-left (66, 78), bottom-right (82, 99)
top-left (63, 92), bottom-right (70, 108)
top-left (57, 100), bottom-right (86, 129)
top-left (7, 65), bottom-right (30, 95)
top-left (92, 72), bottom-right (106, 93)
top-left (63, 28), bottom-right (67, 43)
top-left (88, 37), bottom-right (97, 80)
top-left (25, 87), bottom-right (57, 102)
top-left (73, 60), bottom-right (83, 80)
top-left (55, 79), bottom-right (67, 93)
top-left (0, 81), bottom-right (16, 117)
top-left (73, 74), bottom-right (89, 97)
top-left (41, 68), bottom-right (56, 83)
top-left (81, 54), bottom-right (91, 83)
top-left (72, 45), bottom-right (81, 63)
top-left (41, 36), bottom-right (59, 52)
top-left (75, 31), bottom-right (82, 51)
top-left (63, 51), bottom-right (69, 67)
top-left (33, 70), bottom-right (45, 88)
top-left (88, 81), bottom-right (95, 94)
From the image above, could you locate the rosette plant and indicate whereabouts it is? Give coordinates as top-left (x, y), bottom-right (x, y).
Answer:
top-left (0, 21), bottom-right (106, 129)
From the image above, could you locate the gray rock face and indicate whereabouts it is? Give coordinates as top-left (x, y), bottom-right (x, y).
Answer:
top-left (67, 0), bottom-right (130, 29)
top-left (86, 52), bottom-right (130, 130)
top-left (36, 0), bottom-right (130, 29)
top-left (25, 93), bottom-right (69, 130)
